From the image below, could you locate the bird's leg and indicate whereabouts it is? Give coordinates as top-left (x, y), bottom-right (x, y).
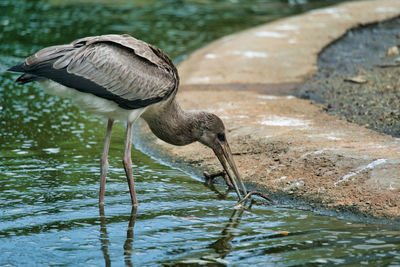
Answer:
top-left (122, 121), bottom-right (138, 206)
top-left (99, 118), bottom-right (114, 205)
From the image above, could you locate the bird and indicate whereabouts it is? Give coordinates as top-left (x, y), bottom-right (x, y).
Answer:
top-left (8, 34), bottom-right (248, 206)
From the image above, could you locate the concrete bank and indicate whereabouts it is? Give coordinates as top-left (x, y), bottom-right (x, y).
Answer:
top-left (137, 0), bottom-right (400, 222)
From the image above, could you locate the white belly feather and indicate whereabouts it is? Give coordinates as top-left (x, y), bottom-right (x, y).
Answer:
top-left (40, 80), bottom-right (147, 122)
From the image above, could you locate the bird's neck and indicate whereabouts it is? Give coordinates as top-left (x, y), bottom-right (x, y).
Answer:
top-left (141, 98), bottom-right (202, 146)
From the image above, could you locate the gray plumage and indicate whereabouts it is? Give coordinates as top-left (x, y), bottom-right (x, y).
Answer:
top-left (10, 34), bottom-right (178, 109)
top-left (8, 34), bottom-right (247, 206)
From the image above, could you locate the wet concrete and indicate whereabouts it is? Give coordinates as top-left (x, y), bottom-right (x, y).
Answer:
top-left (137, 0), bottom-right (400, 222)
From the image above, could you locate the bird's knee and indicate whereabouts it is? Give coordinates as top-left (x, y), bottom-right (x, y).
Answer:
top-left (101, 156), bottom-right (109, 172)
top-left (101, 156), bottom-right (108, 166)
top-left (122, 156), bottom-right (132, 167)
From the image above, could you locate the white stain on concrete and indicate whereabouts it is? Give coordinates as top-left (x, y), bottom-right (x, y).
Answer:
top-left (375, 7), bottom-right (399, 13)
top-left (334, 159), bottom-right (387, 185)
top-left (220, 115), bottom-right (249, 120)
top-left (258, 95), bottom-right (295, 100)
top-left (388, 183), bottom-right (395, 190)
top-left (254, 31), bottom-right (287, 38)
top-left (188, 76), bottom-right (211, 83)
top-left (259, 115), bottom-right (311, 127)
top-left (258, 95), bottom-right (280, 100)
top-left (309, 7), bottom-right (346, 18)
top-left (204, 53), bottom-right (217, 59)
top-left (231, 50), bottom-right (268, 58)
top-left (307, 133), bottom-right (342, 141)
top-left (301, 149), bottom-right (326, 158)
top-left (274, 24), bottom-right (299, 31)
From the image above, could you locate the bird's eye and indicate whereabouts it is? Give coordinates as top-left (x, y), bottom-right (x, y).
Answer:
top-left (217, 132), bottom-right (226, 142)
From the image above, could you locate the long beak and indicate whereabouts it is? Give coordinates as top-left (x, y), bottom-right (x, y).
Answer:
top-left (213, 140), bottom-right (248, 200)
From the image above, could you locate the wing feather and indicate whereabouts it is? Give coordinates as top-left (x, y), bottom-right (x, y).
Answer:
top-left (14, 34), bottom-right (179, 109)
top-left (70, 42), bottom-right (175, 101)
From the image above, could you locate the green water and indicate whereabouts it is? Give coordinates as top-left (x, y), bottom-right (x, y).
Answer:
top-left (1, 0), bottom-right (399, 266)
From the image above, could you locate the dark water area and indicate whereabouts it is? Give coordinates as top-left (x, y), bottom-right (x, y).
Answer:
top-left (1, 0), bottom-right (400, 266)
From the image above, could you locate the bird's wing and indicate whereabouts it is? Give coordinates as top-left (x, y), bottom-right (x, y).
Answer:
top-left (11, 34), bottom-right (179, 109)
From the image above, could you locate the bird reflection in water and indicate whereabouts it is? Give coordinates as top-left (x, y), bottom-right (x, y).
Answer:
top-left (99, 205), bottom-right (137, 267)
top-left (98, 201), bottom-right (254, 265)
top-left (209, 207), bottom-right (245, 257)
top-left (208, 201), bottom-right (253, 259)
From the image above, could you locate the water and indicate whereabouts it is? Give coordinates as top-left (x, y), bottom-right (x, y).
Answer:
top-left (0, 0), bottom-right (399, 266)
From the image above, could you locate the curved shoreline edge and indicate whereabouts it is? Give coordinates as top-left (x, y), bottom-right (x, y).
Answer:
top-left (136, 0), bottom-right (400, 223)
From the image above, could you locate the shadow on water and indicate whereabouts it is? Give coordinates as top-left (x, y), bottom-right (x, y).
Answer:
top-left (1, 0), bottom-right (400, 266)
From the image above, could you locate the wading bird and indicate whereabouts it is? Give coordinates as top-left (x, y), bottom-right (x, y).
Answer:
top-left (8, 34), bottom-right (247, 206)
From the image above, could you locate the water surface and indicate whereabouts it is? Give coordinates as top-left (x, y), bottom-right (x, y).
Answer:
top-left (1, 0), bottom-right (400, 265)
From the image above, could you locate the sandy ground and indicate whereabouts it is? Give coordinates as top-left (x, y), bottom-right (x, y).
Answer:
top-left (136, 0), bottom-right (400, 223)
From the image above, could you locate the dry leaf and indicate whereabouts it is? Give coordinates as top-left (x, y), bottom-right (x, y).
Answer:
top-left (387, 45), bottom-right (399, 56)
top-left (344, 75), bottom-right (367, 84)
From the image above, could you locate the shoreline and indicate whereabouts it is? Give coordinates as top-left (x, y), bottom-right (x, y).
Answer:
top-left (136, 0), bottom-right (400, 223)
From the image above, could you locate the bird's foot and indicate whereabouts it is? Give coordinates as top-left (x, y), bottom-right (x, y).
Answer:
top-left (203, 171), bottom-right (234, 189)
top-left (203, 171), bottom-right (275, 207)
top-left (233, 191), bottom-right (275, 209)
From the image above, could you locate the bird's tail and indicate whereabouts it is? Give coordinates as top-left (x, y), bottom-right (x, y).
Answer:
top-left (16, 73), bottom-right (42, 84)
top-left (8, 63), bottom-right (42, 84)
top-left (8, 63), bottom-right (25, 73)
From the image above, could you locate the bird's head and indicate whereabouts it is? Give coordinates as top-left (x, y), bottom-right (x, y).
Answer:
top-left (198, 112), bottom-right (247, 199)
